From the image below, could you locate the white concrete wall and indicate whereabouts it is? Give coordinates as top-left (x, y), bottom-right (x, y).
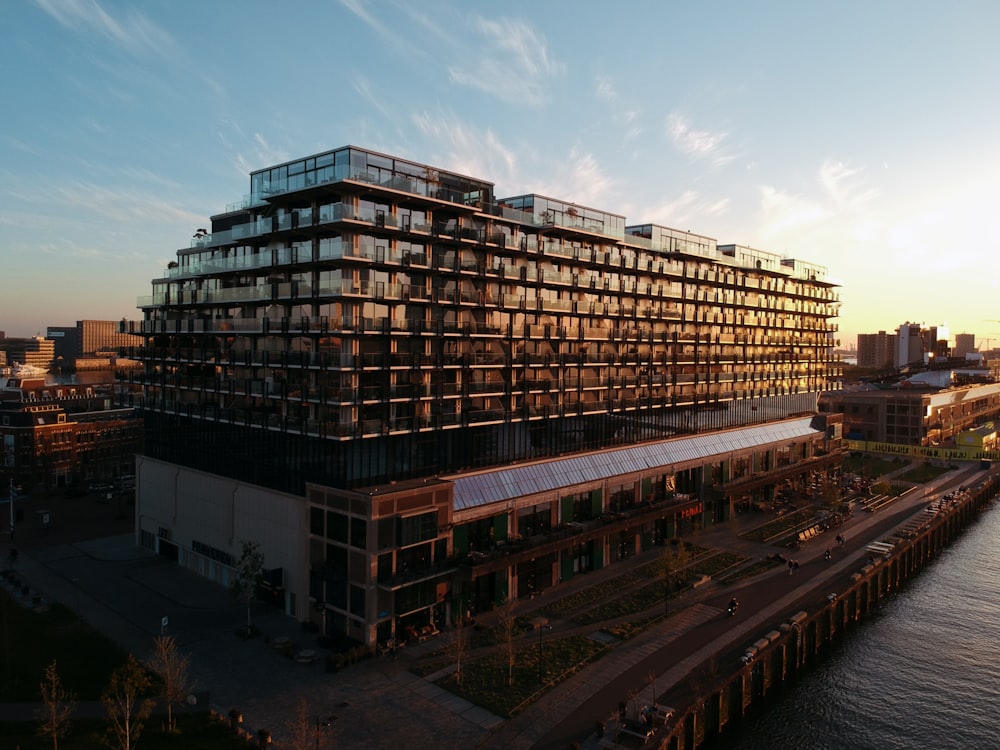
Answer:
top-left (134, 455), bottom-right (308, 620)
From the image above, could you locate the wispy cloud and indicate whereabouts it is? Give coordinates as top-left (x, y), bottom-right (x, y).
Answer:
top-left (448, 15), bottom-right (564, 106)
top-left (818, 160), bottom-right (879, 207)
top-left (539, 147), bottom-right (619, 209)
top-left (411, 112), bottom-right (518, 186)
top-left (54, 181), bottom-right (204, 227)
top-left (1, 135), bottom-right (42, 156)
top-left (596, 75), bottom-right (616, 102)
top-left (352, 74), bottom-right (392, 120)
top-left (642, 190), bottom-right (731, 230)
top-left (233, 134), bottom-right (290, 177)
top-left (33, 0), bottom-right (177, 58)
top-left (757, 160), bottom-right (879, 239)
top-left (338, 0), bottom-right (423, 58)
top-left (758, 186), bottom-right (831, 235)
top-left (666, 113), bottom-right (737, 168)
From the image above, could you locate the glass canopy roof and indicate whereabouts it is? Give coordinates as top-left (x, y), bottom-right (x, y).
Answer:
top-left (449, 417), bottom-right (823, 511)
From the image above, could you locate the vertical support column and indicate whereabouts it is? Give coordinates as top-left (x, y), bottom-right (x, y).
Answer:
top-left (704, 691), bottom-right (722, 743)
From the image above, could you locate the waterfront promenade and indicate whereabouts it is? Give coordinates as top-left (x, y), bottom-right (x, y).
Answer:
top-left (2, 461), bottom-right (994, 749)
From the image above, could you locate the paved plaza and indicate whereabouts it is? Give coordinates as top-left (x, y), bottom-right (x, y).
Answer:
top-left (2, 462), bottom-right (991, 748)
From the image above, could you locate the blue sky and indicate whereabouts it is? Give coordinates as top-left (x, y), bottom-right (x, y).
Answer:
top-left (3, 0), bottom-right (1000, 348)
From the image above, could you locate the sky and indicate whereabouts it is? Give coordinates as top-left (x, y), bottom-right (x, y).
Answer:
top-left (3, 1), bottom-right (1000, 349)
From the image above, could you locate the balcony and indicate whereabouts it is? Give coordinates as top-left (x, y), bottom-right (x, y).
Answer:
top-left (456, 495), bottom-right (704, 578)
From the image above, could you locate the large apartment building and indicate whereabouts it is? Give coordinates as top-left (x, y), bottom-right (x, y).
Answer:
top-left (857, 330), bottom-right (893, 369)
top-left (122, 146), bottom-right (843, 646)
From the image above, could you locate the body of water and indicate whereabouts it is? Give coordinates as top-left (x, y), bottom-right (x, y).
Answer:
top-left (724, 502), bottom-right (1000, 750)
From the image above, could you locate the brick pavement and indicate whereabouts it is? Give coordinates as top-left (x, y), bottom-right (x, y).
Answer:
top-left (2, 463), bottom-right (986, 748)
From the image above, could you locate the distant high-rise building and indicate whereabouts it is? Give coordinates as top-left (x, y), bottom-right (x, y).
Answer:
top-left (954, 333), bottom-right (976, 358)
top-left (894, 322), bottom-right (949, 368)
top-left (47, 320), bottom-right (141, 360)
top-left (857, 330), bottom-right (892, 368)
top-left (46, 326), bottom-right (80, 361)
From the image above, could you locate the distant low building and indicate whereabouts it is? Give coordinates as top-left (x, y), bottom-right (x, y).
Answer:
top-left (2, 336), bottom-right (55, 373)
top-left (0, 376), bottom-right (143, 493)
top-left (956, 423), bottom-right (998, 452)
top-left (47, 320), bottom-right (142, 370)
top-left (820, 382), bottom-right (1000, 446)
top-left (954, 332), bottom-right (976, 358)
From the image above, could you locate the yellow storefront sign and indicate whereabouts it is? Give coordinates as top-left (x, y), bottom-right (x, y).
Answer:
top-left (845, 440), bottom-right (1000, 463)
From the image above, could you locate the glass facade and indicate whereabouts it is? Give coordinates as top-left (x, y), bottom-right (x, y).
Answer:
top-left (123, 146), bottom-right (841, 494)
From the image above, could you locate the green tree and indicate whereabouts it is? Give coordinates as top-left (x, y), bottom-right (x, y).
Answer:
top-left (232, 540), bottom-right (265, 636)
top-left (149, 635), bottom-right (192, 732)
top-left (37, 659), bottom-right (76, 750)
top-left (820, 475), bottom-right (841, 509)
top-left (102, 655), bottom-right (154, 750)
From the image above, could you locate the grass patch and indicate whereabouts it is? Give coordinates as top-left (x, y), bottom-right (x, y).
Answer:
top-left (568, 551), bottom-right (748, 625)
top-left (540, 543), bottom-right (709, 621)
top-left (540, 572), bottom-right (646, 619)
top-left (0, 712), bottom-right (254, 750)
top-left (842, 454), bottom-right (909, 477)
top-left (0, 589), bottom-right (128, 701)
top-left (898, 463), bottom-right (952, 484)
top-left (572, 580), bottom-right (669, 624)
top-left (437, 633), bottom-right (609, 716)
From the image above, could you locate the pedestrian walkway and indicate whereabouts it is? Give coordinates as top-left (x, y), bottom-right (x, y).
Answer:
top-left (1, 462), bottom-right (988, 748)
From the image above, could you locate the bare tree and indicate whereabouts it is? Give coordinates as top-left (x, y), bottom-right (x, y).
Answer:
top-left (103, 654), bottom-right (154, 750)
top-left (445, 614), bottom-right (470, 685)
top-left (232, 540), bottom-right (265, 636)
top-left (149, 635), bottom-right (192, 732)
top-left (662, 540), bottom-right (690, 616)
top-left (37, 659), bottom-right (76, 750)
top-left (495, 598), bottom-right (518, 687)
top-left (282, 696), bottom-right (313, 750)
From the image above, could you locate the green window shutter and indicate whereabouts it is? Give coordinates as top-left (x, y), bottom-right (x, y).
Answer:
top-left (641, 478), bottom-right (652, 499)
top-left (452, 524), bottom-right (468, 554)
top-left (591, 488), bottom-right (603, 517)
top-left (561, 495), bottom-right (574, 522)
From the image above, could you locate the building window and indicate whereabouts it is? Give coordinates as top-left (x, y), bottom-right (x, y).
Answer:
top-left (398, 511), bottom-right (437, 547)
top-left (350, 517), bottom-right (366, 549)
top-left (310, 507), bottom-right (324, 536)
top-left (349, 585), bottom-right (365, 618)
top-left (326, 511), bottom-right (348, 543)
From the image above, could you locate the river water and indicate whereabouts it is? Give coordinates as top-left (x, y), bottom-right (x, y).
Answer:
top-left (723, 502), bottom-right (1000, 750)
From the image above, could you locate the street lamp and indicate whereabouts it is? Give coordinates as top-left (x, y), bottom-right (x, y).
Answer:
top-left (7, 479), bottom-right (18, 541)
top-left (315, 716), bottom-right (336, 750)
top-left (537, 623), bottom-right (552, 683)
